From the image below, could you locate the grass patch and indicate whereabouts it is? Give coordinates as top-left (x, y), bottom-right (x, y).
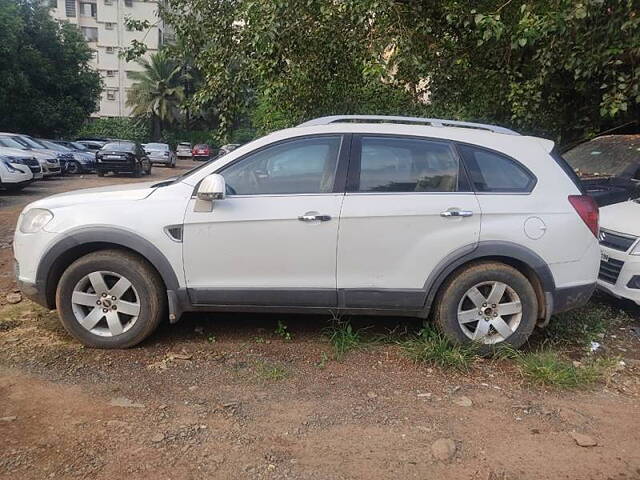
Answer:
top-left (255, 361), bottom-right (289, 381)
top-left (275, 320), bottom-right (292, 341)
top-left (544, 300), bottom-right (631, 348)
top-left (399, 326), bottom-right (478, 372)
top-left (497, 345), bottom-right (616, 388)
top-left (323, 319), bottom-right (365, 360)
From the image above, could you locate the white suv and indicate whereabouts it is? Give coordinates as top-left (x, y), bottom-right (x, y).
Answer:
top-left (13, 116), bottom-right (601, 350)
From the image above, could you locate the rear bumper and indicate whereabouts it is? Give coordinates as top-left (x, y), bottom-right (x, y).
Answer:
top-left (193, 155), bottom-right (210, 161)
top-left (97, 161), bottom-right (137, 173)
top-left (551, 282), bottom-right (596, 314)
top-left (150, 157), bottom-right (172, 164)
top-left (177, 152), bottom-right (192, 158)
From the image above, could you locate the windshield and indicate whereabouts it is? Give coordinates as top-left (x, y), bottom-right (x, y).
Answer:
top-left (18, 136), bottom-right (47, 149)
top-left (146, 143), bottom-right (168, 150)
top-left (0, 136), bottom-right (27, 149)
top-left (40, 140), bottom-right (69, 151)
top-left (564, 135), bottom-right (640, 178)
top-left (71, 142), bottom-right (88, 150)
top-left (102, 142), bottom-right (135, 152)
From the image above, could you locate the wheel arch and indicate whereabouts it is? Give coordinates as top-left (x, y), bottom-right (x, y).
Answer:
top-left (37, 227), bottom-right (179, 309)
top-left (423, 241), bottom-right (555, 321)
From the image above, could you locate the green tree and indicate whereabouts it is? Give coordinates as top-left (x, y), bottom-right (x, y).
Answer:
top-left (126, 51), bottom-right (185, 139)
top-left (0, 0), bottom-right (101, 137)
top-left (163, 0), bottom-right (639, 145)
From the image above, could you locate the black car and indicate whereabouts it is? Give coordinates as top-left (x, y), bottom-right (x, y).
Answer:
top-left (96, 141), bottom-right (152, 177)
top-left (563, 134), bottom-right (640, 207)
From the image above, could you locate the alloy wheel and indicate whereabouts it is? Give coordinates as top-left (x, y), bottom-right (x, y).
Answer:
top-left (71, 271), bottom-right (141, 337)
top-left (457, 281), bottom-right (522, 344)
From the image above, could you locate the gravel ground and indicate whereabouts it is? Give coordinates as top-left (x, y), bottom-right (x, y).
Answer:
top-left (1, 162), bottom-right (639, 480)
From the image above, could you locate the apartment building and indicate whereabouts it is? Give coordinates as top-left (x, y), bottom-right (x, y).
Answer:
top-left (49, 0), bottom-right (171, 117)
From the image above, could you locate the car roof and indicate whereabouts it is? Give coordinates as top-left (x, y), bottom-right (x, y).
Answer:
top-left (267, 122), bottom-right (555, 153)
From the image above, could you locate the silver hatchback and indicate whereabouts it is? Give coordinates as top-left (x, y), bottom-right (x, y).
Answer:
top-left (144, 143), bottom-right (176, 167)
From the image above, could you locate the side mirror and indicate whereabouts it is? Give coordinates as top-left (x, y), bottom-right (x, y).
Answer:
top-left (197, 173), bottom-right (226, 201)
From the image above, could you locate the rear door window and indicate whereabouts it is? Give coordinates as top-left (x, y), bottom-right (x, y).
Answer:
top-left (352, 136), bottom-right (463, 193)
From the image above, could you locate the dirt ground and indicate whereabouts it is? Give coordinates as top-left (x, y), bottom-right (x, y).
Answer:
top-left (1, 163), bottom-right (640, 480)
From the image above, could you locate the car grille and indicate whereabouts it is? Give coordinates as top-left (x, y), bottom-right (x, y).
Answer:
top-left (599, 257), bottom-right (625, 284)
top-left (599, 229), bottom-right (637, 252)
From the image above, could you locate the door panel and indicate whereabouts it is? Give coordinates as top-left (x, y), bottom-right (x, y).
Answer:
top-left (182, 134), bottom-right (348, 307)
top-left (183, 194), bottom-right (343, 296)
top-left (337, 135), bottom-right (481, 308)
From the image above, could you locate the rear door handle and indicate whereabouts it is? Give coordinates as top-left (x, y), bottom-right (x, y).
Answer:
top-left (298, 213), bottom-right (332, 222)
top-left (440, 209), bottom-right (474, 218)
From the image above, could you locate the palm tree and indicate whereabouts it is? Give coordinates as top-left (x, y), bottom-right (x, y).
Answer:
top-left (126, 51), bottom-right (185, 139)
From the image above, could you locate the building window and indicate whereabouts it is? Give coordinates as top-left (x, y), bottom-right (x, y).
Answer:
top-left (65, 0), bottom-right (76, 17)
top-left (81, 27), bottom-right (99, 42)
top-left (105, 70), bottom-right (116, 77)
top-left (105, 22), bottom-right (115, 30)
top-left (124, 0), bottom-right (133, 6)
top-left (105, 46), bottom-right (115, 54)
top-left (106, 91), bottom-right (116, 101)
top-left (104, 0), bottom-right (112, 4)
top-left (80, 2), bottom-right (97, 18)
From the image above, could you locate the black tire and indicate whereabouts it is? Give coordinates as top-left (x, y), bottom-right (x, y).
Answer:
top-left (3, 184), bottom-right (25, 192)
top-left (97, 170), bottom-right (105, 177)
top-left (56, 249), bottom-right (166, 348)
top-left (67, 161), bottom-right (82, 174)
top-left (433, 261), bottom-right (538, 354)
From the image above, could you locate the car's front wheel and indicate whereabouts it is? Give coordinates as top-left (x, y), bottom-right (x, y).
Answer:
top-left (67, 161), bottom-right (82, 174)
top-left (433, 262), bottom-right (538, 353)
top-left (56, 249), bottom-right (166, 348)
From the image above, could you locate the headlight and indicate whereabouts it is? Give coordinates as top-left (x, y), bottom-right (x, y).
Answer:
top-left (630, 241), bottom-right (640, 256)
top-left (20, 209), bottom-right (53, 233)
top-left (3, 160), bottom-right (22, 173)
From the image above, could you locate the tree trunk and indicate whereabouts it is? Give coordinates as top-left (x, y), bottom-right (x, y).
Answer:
top-left (152, 115), bottom-right (161, 141)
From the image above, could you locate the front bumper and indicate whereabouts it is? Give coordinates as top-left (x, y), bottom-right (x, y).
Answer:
top-left (597, 245), bottom-right (640, 305)
top-left (42, 164), bottom-right (61, 176)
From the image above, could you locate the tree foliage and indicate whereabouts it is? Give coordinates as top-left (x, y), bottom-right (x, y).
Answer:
top-left (0, 0), bottom-right (101, 137)
top-left (126, 51), bottom-right (185, 139)
top-left (164, 0), bottom-right (638, 144)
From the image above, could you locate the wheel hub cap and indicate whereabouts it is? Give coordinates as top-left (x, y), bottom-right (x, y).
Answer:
top-left (457, 281), bottom-right (523, 345)
top-left (71, 271), bottom-right (140, 337)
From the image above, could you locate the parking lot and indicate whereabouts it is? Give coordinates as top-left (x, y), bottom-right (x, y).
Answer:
top-left (1, 163), bottom-right (640, 480)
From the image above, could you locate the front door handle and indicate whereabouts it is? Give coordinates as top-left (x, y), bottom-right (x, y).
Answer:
top-left (298, 213), bottom-right (332, 222)
top-left (440, 209), bottom-right (474, 218)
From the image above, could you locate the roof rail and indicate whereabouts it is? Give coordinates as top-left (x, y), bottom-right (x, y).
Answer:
top-left (297, 115), bottom-right (520, 135)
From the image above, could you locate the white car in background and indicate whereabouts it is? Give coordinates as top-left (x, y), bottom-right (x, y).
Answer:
top-left (14, 115), bottom-right (600, 350)
top-left (597, 199), bottom-right (640, 305)
top-left (0, 154), bottom-right (34, 191)
top-left (176, 142), bottom-right (193, 159)
top-left (0, 146), bottom-right (43, 180)
top-left (0, 134), bottom-right (61, 176)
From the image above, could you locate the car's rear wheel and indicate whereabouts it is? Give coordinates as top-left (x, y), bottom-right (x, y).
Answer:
top-left (56, 249), bottom-right (166, 348)
top-left (433, 262), bottom-right (538, 353)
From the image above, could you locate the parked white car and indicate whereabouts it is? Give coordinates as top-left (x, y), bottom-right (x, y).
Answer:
top-left (597, 199), bottom-right (640, 305)
top-left (0, 134), bottom-right (61, 176)
top-left (176, 142), bottom-right (193, 159)
top-left (14, 115), bottom-right (600, 349)
top-left (0, 155), bottom-right (34, 191)
top-left (0, 146), bottom-right (43, 180)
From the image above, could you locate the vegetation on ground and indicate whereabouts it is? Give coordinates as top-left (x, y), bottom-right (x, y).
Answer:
top-left (399, 326), bottom-right (478, 372)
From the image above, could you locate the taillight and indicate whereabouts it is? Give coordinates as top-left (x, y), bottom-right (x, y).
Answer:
top-left (568, 195), bottom-right (599, 237)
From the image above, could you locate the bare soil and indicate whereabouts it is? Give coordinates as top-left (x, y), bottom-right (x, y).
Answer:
top-left (1, 163), bottom-right (640, 480)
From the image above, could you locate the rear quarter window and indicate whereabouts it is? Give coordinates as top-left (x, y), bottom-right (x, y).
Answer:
top-left (457, 144), bottom-right (536, 193)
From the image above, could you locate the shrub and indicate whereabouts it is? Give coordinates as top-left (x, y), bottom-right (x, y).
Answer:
top-left (75, 118), bottom-right (150, 143)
